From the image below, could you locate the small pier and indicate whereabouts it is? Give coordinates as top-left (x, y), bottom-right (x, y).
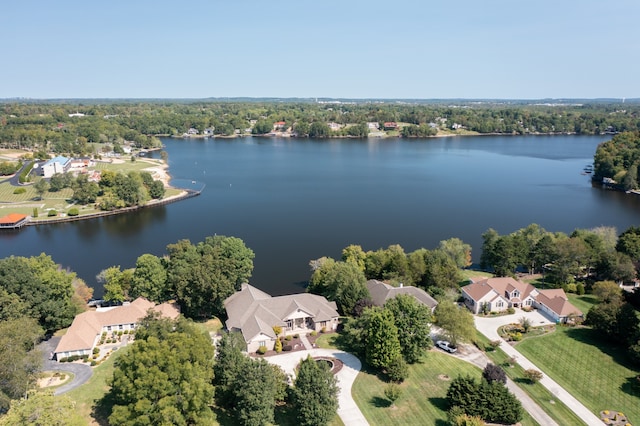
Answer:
top-left (0, 213), bottom-right (29, 230)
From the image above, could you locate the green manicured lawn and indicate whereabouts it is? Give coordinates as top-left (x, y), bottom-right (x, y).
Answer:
top-left (517, 326), bottom-right (640, 424)
top-left (352, 351), bottom-right (536, 426)
top-left (458, 269), bottom-right (493, 284)
top-left (567, 294), bottom-right (599, 315)
top-left (315, 332), bottom-right (339, 349)
top-left (476, 334), bottom-right (586, 425)
top-left (66, 346), bottom-right (129, 424)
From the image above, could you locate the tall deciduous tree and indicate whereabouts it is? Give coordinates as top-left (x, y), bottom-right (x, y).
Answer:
top-left (0, 254), bottom-right (79, 332)
top-left (0, 391), bottom-right (85, 426)
top-left (166, 236), bottom-right (254, 318)
top-left (0, 318), bottom-right (43, 412)
top-left (107, 317), bottom-right (215, 426)
top-left (293, 356), bottom-right (339, 426)
top-left (365, 308), bottom-right (402, 370)
top-left (385, 294), bottom-right (432, 363)
top-left (308, 259), bottom-right (369, 315)
top-left (434, 300), bottom-right (476, 346)
top-left (131, 254), bottom-right (168, 302)
top-left (438, 238), bottom-right (472, 269)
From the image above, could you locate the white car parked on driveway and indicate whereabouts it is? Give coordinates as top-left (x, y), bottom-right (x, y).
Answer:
top-left (436, 340), bottom-right (457, 353)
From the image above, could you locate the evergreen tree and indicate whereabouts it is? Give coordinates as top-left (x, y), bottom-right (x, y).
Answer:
top-left (293, 356), bottom-right (339, 426)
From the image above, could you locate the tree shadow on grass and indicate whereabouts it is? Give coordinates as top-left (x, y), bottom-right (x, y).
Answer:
top-left (564, 328), bottom-right (637, 369)
top-left (428, 396), bottom-right (448, 412)
top-left (620, 375), bottom-right (640, 398)
top-left (370, 396), bottom-right (391, 408)
top-left (92, 392), bottom-right (116, 426)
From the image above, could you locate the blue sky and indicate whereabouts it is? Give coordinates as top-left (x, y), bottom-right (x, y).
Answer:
top-left (1, 0), bottom-right (638, 99)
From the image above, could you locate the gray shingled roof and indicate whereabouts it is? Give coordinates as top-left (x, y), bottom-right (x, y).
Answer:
top-left (224, 284), bottom-right (339, 342)
top-left (366, 279), bottom-right (438, 310)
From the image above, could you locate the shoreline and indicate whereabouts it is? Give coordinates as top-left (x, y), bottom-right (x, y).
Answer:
top-left (169, 130), bottom-right (589, 140)
top-left (0, 156), bottom-right (202, 229)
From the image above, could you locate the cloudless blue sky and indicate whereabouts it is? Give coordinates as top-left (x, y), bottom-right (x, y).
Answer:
top-left (1, 0), bottom-right (638, 99)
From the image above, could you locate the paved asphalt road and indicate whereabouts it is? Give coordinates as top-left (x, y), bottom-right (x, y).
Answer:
top-left (38, 336), bottom-right (93, 395)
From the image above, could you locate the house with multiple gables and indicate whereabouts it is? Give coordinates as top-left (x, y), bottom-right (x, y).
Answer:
top-left (461, 277), bottom-right (582, 323)
top-left (224, 284), bottom-right (340, 353)
top-left (366, 279), bottom-right (438, 311)
top-left (53, 297), bottom-right (180, 360)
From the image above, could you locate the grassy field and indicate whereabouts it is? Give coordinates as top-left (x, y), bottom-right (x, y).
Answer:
top-left (352, 350), bottom-right (535, 426)
top-left (476, 334), bottom-right (586, 425)
top-left (567, 293), bottom-right (599, 314)
top-left (517, 326), bottom-right (640, 424)
top-left (458, 269), bottom-right (493, 283)
top-left (66, 346), bottom-right (128, 424)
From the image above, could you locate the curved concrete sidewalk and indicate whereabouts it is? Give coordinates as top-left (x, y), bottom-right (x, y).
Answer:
top-left (475, 313), bottom-right (602, 426)
top-left (264, 348), bottom-right (369, 426)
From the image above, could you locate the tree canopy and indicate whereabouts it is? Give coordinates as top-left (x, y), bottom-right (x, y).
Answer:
top-left (107, 315), bottom-right (215, 426)
top-left (292, 355), bottom-right (339, 426)
top-left (0, 254), bottom-right (80, 333)
top-left (166, 235), bottom-right (254, 318)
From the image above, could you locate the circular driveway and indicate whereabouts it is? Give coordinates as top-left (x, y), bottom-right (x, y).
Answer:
top-left (264, 348), bottom-right (369, 426)
top-left (474, 309), bottom-right (553, 340)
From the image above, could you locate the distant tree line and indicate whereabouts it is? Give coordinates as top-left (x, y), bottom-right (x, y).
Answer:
top-left (2, 102), bottom-right (640, 153)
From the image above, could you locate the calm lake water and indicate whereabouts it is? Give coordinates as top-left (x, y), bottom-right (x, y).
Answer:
top-left (3, 135), bottom-right (640, 297)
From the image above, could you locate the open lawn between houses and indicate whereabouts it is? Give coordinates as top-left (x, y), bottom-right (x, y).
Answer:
top-left (517, 326), bottom-right (640, 425)
top-left (352, 350), bottom-right (536, 426)
top-left (567, 293), bottom-right (599, 315)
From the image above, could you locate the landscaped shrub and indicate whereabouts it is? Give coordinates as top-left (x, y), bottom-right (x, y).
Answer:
top-left (285, 335), bottom-right (292, 341)
top-left (274, 338), bottom-right (282, 353)
top-left (32, 208), bottom-right (38, 217)
top-left (13, 187), bottom-right (26, 194)
top-left (256, 345), bottom-right (268, 355)
top-left (524, 369), bottom-right (543, 383)
top-left (310, 330), bottom-right (318, 336)
top-left (282, 345), bottom-right (293, 352)
top-left (47, 209), bottom-right (57, 217)
top-left (320, 327), bottom-right (326, 333)
top-left (90, 360), bottom-right (97, 366)
top-left (92, 347), bottom-right (100, 355)
top-left (293, 334), bottom-right (299, 339)
top-left (386, 356), bottom-right (409, 383)
top-left (67, 207), bottom-right (79, 216)
top-left (488, 340), bottom-right (501, 351)
top-left (507, 307), bottom-right (515, 314)
top-left (576, 283), bottom-right (585, 295)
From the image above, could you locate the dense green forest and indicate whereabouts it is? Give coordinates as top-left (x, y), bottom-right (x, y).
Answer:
top-left (2, 102), bottom-right (640, 154)
top-left (593, 131), bottom-right (640, 190)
